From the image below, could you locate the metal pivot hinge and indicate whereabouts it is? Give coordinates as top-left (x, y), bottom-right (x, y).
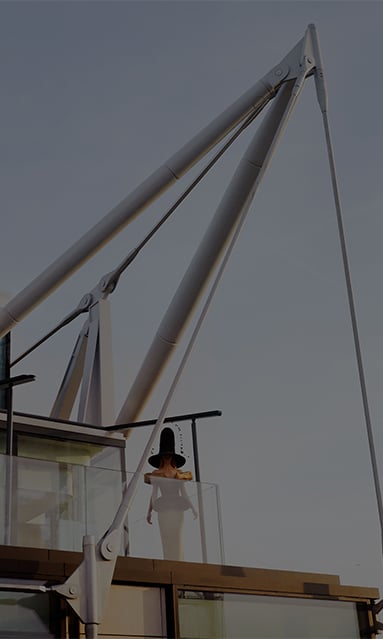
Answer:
top-left (52, 535), bottom-right (117, 639)
top-left (373, 599), bottom-right (383, 632)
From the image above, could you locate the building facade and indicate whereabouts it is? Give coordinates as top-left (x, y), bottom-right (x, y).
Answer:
top-left (0, 412), bottom-right (380, 638)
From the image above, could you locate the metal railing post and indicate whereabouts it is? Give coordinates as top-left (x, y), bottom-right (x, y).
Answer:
top-left (191, 418), bottom-right (208, 563)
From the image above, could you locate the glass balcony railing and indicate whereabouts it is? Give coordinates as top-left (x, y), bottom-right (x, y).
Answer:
top-left (0, 453), bottom-right (224, 564)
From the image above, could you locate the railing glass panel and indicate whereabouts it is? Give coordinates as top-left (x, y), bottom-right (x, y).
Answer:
top-left (128, 474), bottom-right (223, 563)
top-left (0, 454), bottom-right (224, 564)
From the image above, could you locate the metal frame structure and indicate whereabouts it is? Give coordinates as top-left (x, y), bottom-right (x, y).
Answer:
top-left (3, 552), bottom-right (382, 637)
top-left (1, 23), bottom-right (375, 639)
top-left (49, 25), bottom-right (322, 638)
top-left (0, 26), bottom-right (318, 428)
top-left (0, 550), bottom-right (380, 637)
top-left (50, 297), bottom-right (115, 425)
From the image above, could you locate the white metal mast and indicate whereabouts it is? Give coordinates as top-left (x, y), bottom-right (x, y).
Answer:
top-left (48, 26), bottom-right (319, 639)
top-left (2, 22), bottom-right (383, 639)
top-left (0, 30), bottom-right (314, 434)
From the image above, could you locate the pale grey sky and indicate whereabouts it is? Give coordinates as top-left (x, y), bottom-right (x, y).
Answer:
top-left (2, 0), bottom-right (383, 592)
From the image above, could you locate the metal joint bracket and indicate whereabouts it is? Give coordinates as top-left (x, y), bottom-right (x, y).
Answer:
top-left (51, 535), bottom-right (116, 633)
top-left (53, 583), bottom-right (79, 600)
top-left (373, 600), bottom-right (383, 632)
top-left (261, 62), bottom-right (290, 95)
top-left (100, 529), bottom-right (121, 561)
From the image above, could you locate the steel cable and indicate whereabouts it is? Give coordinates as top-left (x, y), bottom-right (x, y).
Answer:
top-left (11, 99), bottom-right (269, 367)
top-left (321, 110), bottom-right (383, 556)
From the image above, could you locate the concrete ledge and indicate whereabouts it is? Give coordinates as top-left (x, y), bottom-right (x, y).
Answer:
top-left (0, 546), bottom-right (379, 601)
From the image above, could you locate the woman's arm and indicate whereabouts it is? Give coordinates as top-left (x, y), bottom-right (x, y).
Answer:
top-left (146, 483), bottom-right (159, 524)
top-left (146, 496), bottom-right (153, 524)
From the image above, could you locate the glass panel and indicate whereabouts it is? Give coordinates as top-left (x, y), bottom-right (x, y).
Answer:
top-left (85, 465), bottom-right (124, 546)
top-left (0, 335), bottom-right (10, 411)
top-left (0, 591), bottom-right (54, 637)
top-left (0, 430), bottom-right (5, 454)
top-left (0, 454), bottom-right (6, 543)
top-left (125, 475), bottom-right (223, 563)
top-left (12, 456), bottom-right (86, 549)
top-left (0, 453), bottom-right (223, 561)
top-left (79, 585), bottom-right (167, 637)
top-left (178, 591), bottom-right (362, 639)
top-left (17, 434), bottom-right (121, 470)
top-left (0, 454), bottom-right (124, 551)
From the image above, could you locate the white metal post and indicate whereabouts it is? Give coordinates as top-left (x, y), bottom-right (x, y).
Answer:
top-left (77, 299), bottom-right (115, 425)
top-left (116, 80), bottom-right (299, 426)
top-left (34, 28), bottom-right (318, 632)
top-left (50, 325), bottom-right (88, 420)
top-left (50, 299), bottom-right (115, 425)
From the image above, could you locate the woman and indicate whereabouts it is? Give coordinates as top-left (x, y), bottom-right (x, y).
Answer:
top-left (145, 427), bottom-right (197, 561)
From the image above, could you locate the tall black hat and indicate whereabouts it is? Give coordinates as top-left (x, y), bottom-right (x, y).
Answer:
top-left (148, 427), bottom-right (186, 468)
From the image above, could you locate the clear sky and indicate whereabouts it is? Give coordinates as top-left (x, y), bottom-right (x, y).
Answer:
top-left (2, 0), bottom-right (383, 593)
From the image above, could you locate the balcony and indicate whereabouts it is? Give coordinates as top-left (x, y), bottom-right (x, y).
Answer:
top-left (0, 452), bottom-right (224, 564)
top-left (0, 416), bottom-right (379, 639)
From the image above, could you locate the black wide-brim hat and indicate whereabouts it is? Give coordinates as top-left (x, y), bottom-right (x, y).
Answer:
top-left (148, 427), bottom-right (186, 468)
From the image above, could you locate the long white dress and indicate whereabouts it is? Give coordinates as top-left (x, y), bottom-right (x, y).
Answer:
top-left (146, 472), bottom-right (193, 561)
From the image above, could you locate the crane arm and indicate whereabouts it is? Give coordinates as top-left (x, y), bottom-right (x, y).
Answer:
top-left (0, 39), bottom-right (302, 340)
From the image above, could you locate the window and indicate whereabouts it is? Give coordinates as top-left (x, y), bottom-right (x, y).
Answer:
top-left (17, 435), bottom-right (121, 470)
top-left (0, 590), bottom-right (58, 638)
top-left (79, 585), bottom-right (167, 638)
top-left (178, 590), bottom-right (363, 638)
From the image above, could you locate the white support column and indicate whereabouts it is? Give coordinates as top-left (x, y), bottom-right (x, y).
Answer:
top-left (50, 325), bottom-right (88, 420)
top-left (116, 80), bottom-right (297, 426)
top-left (77, 299), bottom-right (115, 426)
top-left (51, 299), bottom-right (114, 426)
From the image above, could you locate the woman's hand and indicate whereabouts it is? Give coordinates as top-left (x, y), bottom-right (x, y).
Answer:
top-left (146, 511), bottom-right (153, 524)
